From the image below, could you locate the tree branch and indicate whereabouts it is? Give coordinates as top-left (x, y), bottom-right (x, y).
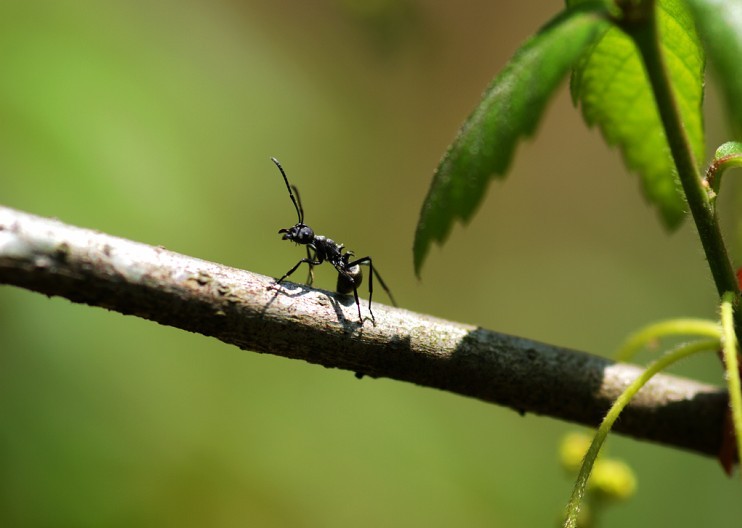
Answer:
top-left (0, 205), bottom-right (727, 458)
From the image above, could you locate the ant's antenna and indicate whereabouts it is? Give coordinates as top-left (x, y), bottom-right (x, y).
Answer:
top-left (271, 157), bottom-right (304, 224)
top-left (290, 184), bottom-right (305, 224)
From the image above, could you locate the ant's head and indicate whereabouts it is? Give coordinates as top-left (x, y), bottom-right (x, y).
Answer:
top-left (279, 223), bottom-right (314, 245)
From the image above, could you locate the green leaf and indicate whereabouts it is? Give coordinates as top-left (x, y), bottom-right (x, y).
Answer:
top-left (571, 0), bottom-right (705, 230)
top-left (413, 5), bottom-right (610, 277)
top-left (684, 0), bottom-right (742, 138)
top-left (714, 140), bottom-right (742, 161)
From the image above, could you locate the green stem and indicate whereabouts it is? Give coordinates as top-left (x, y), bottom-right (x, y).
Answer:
top-left (721, 291), bottom-right (742, 480)
top-left (563, 338), bottom-right (720, 528)
top-left (624, 1), bottom-right (740, 324)
top-left (614, 317), bottom-right (721, 362)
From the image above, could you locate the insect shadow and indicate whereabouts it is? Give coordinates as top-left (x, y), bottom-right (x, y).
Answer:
top-left (268, 157), bottom-right (397, 324)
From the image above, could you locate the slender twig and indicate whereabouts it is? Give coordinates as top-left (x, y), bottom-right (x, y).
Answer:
top-left (614, 318), bottom-right (721, 362)
top-left (0, 205), bottom-right (728, 457)
top-left (623, 2), bottom-right (741, 323)
top-left (721, 292), bottom-right (742, 478)
top-left (564, 338), bottom-right (720, 528)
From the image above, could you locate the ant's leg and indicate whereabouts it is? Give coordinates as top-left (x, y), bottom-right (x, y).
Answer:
top-left (346, 257), bottom-right (375, 322)
top-left (336, 266), bottom-right (366, 323)
top-left (276, 258), bottom-right (322, 285)
top-left (305, 246), bottom-right (316, 285)
top-left (370, 265), bottom-right (396, 307)
top-left (351, 284), bottom-right (365, 323)
top-left (347, 256), bottom-right (396, 316)
top-left (347, 257), bottom-right (374, 322)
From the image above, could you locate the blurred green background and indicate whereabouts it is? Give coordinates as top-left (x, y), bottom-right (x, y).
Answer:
top-left (1, 0), bottom-right (741, 526)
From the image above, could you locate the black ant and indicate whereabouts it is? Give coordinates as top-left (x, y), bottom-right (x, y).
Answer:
top-left (270, 157), bottom-right (396, 324)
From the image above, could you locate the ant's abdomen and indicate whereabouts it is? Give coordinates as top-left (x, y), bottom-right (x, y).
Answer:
top-left (337, 264), bottom-right (362, 295)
